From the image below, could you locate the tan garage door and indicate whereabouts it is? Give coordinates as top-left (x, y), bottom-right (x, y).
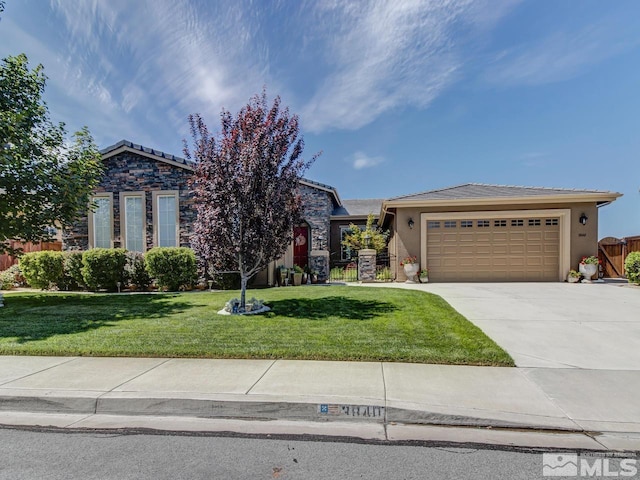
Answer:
top-left (426, 217), bottom-right (560, 282)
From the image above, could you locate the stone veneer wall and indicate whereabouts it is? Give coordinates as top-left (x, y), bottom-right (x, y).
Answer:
top-left (63, 152), bottom-right (196, 250)
top-left (299, 184), bottom-right (333, 281)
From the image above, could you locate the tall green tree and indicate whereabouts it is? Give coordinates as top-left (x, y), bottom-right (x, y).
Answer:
top-left (0, 53), bottom-right (103, 254)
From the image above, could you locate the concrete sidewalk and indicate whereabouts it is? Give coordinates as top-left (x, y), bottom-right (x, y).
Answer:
top-left (1, 356), bottom-right (639, 451)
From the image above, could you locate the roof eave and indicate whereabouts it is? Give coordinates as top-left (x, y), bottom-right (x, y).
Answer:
top-left (382, 193), bottom-right (623, 209)
top-left (299, 179), bottom-right (342, 207)
top-left (101, 145), bottom-right (194, 171)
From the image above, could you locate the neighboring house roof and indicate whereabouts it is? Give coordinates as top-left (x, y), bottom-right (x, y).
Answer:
top-left (331, 199), bottom-right (384, 219)
top-left (100, 139), bottom-right (342, 206)
top-left (381, 183), bottom-right (623, 224)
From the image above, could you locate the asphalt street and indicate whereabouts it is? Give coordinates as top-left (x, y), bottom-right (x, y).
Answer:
top-left (1, 426), bottom-right (632, 480)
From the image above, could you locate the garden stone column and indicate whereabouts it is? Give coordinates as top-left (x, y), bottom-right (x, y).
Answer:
top-left (358, 249), bottom-right (376, 283)
top-left (309, 250), bottom-right (330, 282)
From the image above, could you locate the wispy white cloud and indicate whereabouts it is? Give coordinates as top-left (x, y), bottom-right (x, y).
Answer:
top-left (350, 151), bottom-right (383, 170)
top-left (301, 0), bottom-right (518, 132)
top-left (484, 14), bottom-right (640, 86)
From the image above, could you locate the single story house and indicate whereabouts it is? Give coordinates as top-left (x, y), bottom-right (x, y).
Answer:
top-left (64, 140), bottom-right (622, 284)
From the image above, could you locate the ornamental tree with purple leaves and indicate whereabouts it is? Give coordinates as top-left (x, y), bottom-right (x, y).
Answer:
top-left (184, 91), bottom-right (319, 310)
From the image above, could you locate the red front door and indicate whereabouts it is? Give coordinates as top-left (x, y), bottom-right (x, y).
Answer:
top-left (293, 226), bottom-right (309, 268)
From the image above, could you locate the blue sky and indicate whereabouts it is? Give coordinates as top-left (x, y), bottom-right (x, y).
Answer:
top-left (1, 0), bottom-right (639, 237)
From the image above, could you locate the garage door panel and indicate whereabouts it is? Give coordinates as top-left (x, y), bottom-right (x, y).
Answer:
top-left (427, 216), bottom-right (560, 282)
top-left (492, 245), bottom-right (508, 255)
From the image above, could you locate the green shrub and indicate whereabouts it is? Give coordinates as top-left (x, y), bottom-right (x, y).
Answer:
top-left (81, 248), bottom-right (128, 291)
top-left (19, 251), bottom-right (65, 289)
top-left (1, 264), bottom-right (25, 290)
top-left (145, 247), bottom-right (197, 291)
top-left (625, 251), bottom-right (640, 285)
top-left (58, 252), bottom-right (85, 291)
top-left (126, 251), bottom-right (152, 291)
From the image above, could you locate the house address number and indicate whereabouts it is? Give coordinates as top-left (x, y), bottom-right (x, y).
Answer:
top-left (318, 404), bottom-right (384, 418)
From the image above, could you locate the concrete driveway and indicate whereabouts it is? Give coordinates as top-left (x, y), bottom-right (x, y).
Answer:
top-left (420, 282), bottom-right (640, 370)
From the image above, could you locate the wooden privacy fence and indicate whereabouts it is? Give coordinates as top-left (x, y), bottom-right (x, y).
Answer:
top-left (0, 241), bottom-right (63, 271)
top-left (598, 235), bottom-right (640, 278)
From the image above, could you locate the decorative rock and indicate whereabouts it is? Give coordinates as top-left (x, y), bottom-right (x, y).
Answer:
top-left (217, 306), bottom-right (271, 316)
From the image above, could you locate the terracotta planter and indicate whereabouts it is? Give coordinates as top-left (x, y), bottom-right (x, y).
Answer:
top-left (403, 263), bottom-right (420, 283)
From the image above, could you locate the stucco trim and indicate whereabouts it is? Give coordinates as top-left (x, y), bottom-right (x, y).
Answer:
top-left (381, 193), bottom-right (620, 224)
top-left (419, 209), bottom-right (572, 281)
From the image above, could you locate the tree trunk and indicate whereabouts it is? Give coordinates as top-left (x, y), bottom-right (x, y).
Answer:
top-left (240, 274), bottom-right (248, 310)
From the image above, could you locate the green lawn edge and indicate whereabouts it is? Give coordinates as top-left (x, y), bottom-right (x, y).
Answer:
top-left (0, 286), bottom-right (514, 366)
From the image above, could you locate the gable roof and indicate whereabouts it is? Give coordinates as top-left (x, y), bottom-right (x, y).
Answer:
top-left (381, 183), bottom-right (622, 224)
top-left (101, 140), bottom-right (194, 169)
top-left (332, 199), bottom-right (384, 218)
top-left (388, 183), bottom-right (619, 201)
top-left (100, 139), bottom-right (341, 206)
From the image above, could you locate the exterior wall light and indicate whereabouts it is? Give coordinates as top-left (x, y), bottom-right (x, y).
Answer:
top-left (408, 218), bottom-right (415, 229)
top-left (579, 213), bottom-right (588, 225)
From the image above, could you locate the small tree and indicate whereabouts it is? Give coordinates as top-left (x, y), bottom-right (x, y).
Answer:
top-left (342, 214), bottom-right (389, 256)
top-left (0, 53), bottom-right (103, 254)
top-left (185, 91), bottom-right (318, 309)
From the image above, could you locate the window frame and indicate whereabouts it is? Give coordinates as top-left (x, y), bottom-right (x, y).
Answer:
top-left (88, 192), bottom-right (114, 249)
top-left (152, 190), bottom-right (180, 248)
top-left (119, 191), bottom-right (147, 252)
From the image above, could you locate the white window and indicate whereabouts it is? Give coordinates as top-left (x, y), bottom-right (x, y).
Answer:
top-left (122, 194), bottom-right (145, 252)
top-left (93, 198), bottom-right (111, 248)
top-left (153, 191), bottom-right (179, 247)
top-left (461, 220), bottom-right (473, 228)
top-left (427, 221), bottom-right (440, 229)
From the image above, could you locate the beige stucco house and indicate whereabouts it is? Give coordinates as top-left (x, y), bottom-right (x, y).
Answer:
top-left (380, 184), bottom-right (622, 282)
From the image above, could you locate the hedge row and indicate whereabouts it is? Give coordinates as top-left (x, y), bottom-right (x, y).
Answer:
top-left (15, 248), bottom-right (197, 292)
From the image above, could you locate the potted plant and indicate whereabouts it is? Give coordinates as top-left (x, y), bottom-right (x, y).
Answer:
top-left (400, 255), bottom-right (419, 283)
top-left (579, 256), bottom-right (599, 282)
top-left (567, 270), bottom-right (580, 283)
top-left (277, 265), bottom-right (289, 287)
top-left (292, 265), bottom-right (304, 286)
top-left (419, 268), bottom-right (429, 283)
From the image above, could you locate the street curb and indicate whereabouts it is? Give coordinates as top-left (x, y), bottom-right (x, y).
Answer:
top-left (0, 392), bottom-right (581, 432)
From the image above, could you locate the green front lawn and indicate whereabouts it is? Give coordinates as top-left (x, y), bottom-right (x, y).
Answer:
top-left (0, 286), bottom-right (513, 365)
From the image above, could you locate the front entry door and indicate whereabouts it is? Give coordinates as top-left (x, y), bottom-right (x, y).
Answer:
top-left (293, 226), bottom-right (309, 268)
